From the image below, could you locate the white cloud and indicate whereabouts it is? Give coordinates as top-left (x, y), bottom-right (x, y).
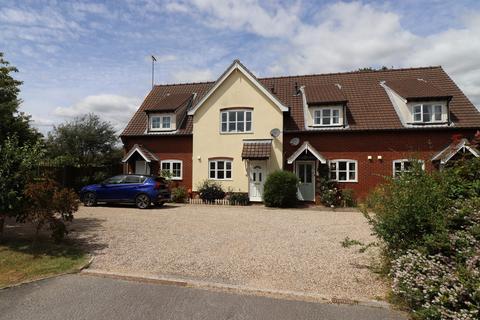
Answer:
top-left (172, 0), bottom-right (301, 38)
top-left (172, 68), bottom-right (214, 82)
top-left (54, 94), bottom-right (141, 132)
top-left (173, 0), bottom-right (480, 107)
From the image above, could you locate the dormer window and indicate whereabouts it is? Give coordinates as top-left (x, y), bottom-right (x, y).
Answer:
top-left (412, 104), bottom-right (444, 123)
top-left (313, 107), bottom-right (341, 126)
top-left (150, 114), bottom-right (175, 131)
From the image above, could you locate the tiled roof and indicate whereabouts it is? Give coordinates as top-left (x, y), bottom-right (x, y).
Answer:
top-left (385, 79), bottom-right (451, 101)
top-left (143, 92), bottom-right (193, 112)
top-left (241, 140), bottom-right (272, 159)
top-left (121, 66), bottom-right (480, 136)
top-left (304, 84), bottom-right (347, 105)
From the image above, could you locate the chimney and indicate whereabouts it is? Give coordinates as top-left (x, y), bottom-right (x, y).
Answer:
top-left (270, 84), bottom-right (276, 94)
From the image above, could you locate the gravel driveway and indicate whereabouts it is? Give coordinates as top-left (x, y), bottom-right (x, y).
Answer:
top-left (72, 204), bottom-right (386, 301)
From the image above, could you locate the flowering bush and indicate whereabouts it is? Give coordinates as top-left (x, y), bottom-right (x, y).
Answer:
top-left (392, 248), bottom-right (480, 319)
top-left (363, 158), bottom-right (480, 319)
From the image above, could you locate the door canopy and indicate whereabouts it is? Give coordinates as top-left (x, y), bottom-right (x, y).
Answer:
top-left (122, 144), bottom-right (159, 163)
top-left (287, 141), bottom-right (327, 164)
top-left (431, 138), bottom-right (479, 164)
top-left (241, 139), bottom-right (272, 160)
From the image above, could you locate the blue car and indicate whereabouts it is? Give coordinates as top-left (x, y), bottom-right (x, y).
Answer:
top-left (80, 175), bottom-right (171, 209)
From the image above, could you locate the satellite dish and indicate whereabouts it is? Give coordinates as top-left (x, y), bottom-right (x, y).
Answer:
top-left (270, 128), bottom-right (281, 138)
top-left (290, 137), bottom-right (300, 146)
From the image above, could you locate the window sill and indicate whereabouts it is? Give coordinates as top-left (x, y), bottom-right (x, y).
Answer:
top-left (170, 178), bottom-right (183, 181)
top-left (219, 131), bottom-right (254, 135)
top-left (332, 180), bottom-right (358, 183)
top-left (208, 178), bottom-right (233, 181)
top-left (309, 124), bottom-right (343, 128)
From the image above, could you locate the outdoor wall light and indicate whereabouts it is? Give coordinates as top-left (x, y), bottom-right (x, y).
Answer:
top-left (367, 155), bottom-right (373, 160)
top-left (377, 155), bottom-right (383, 160)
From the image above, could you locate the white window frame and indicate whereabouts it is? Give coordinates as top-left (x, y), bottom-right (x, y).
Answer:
top-left (208, 159), bottom-right (232, 180)
top-left (392, 159), bottom-right (425, 177)
top-left (412, 103), bottom-right (444, 123)
top-left (329, 159), bottom-right (358, 182)
top-left (161, 160), bottom-right (183, 180)
top-left (150, 114), bottom-right (174, 131)
top-left (220, 109), bottom-right (253, 133)
top-left (312, 106), bottom-right (342, 126)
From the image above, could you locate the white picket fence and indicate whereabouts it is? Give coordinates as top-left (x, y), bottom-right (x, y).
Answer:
top-left (188, 198), bottom-right (247, 206)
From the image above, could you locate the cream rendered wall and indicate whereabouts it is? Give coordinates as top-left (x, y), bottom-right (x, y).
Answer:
top-left (192, 69), bottom-right (284, 192)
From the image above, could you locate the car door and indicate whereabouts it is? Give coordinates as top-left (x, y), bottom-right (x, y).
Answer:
top-left (122, 175), bottom-right (145, 200)
top-left (96, 175), bottom-right (127, 201)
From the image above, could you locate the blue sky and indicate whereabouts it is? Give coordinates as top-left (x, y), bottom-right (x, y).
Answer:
top-left (1, 0), bottom-right (480, 133)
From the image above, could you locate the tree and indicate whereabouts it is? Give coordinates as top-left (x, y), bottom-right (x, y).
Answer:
top-left (0, 137), bottom-right (44, 236)
top-left (357, 66), bottom-right (391, 72)
top-left (46, 113), bottom-right (119, 166)
top-left (23, 179), bottom-right (79, 244)
top-left (0, 52), bottom-right (40, 145)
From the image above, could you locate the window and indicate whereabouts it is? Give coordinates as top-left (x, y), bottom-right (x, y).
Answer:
top-left (150, 114), bottom-right (174, 131)
top-left (161, 160), bottom-right (182, 180)
top-left (104, 175), bottom-right (126, 184)
top-left (329, 160), bottom-right (357, 182)
top-left (393, 159), bottom-right (425, 177)
top-left (412, 104), bottom-right (443, 123)
top-left (313, 107), bottom-right (341, 126)
top-left (209, 159), bottom-right (232, 180)
top-left (124, 175), bottom-right (146, 184)
top-left (220, 109), bottom-right (252, 133)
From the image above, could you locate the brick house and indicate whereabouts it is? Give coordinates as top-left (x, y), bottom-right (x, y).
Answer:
top-left (121, 60), bottom-right (480, 202)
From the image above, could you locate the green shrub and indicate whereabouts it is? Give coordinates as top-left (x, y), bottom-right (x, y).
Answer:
top-left (363, 164), bottom-right (450, 254)
top-left (340, 189), bottom-right (356, 207)
top-left (362, 158), bottom-right (480, 320)
top-left (197, 180), bottom-right (225, 203)
top-left (442, 158), bottom-right (480, 200)
top-left (317, 177), bottom-right (356, 207)
top-left (171, 186), bottom-right (188, 203)
top-left (263, 170), bottom-right (298, 208)
top-left (22, 179), bottom-right (79, 243)
top-left (317, 177), bottom-right (341, 207)
top-left (228, 192), bottom-right (249, 206)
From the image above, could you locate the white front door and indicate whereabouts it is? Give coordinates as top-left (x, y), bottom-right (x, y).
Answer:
top-left (296, 161), bottom-right (315, 201)
top-left (249, 161), bottom-right (266, 202)
top-left (135, 160), bottom-right (150, 175)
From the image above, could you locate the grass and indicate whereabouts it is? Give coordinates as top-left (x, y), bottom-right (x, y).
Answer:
top-left (0, 238), bottom-right (88, 288)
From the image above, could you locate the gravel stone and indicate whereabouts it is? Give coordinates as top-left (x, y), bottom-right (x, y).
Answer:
top-left (72, 204), bottom-right (387, 301)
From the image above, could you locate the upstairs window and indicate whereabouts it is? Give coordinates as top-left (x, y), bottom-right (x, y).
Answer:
top-left (209, 159), bottom-right (232, 180)
top-left (150, 114), bottom-right (174, 131)
top-left (329, 160), bottom-right (357, 182)
top-left (412, 104), bottom-right (443, 123)
top-left (220, 109), bottom-right (252, 133)
top-left (312, 107), bottom-right (341, 126)
top-left (161, 160), bottom-right (183, 180)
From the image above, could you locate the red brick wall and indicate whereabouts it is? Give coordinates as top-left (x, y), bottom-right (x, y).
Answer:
top-left (121, 135), bottom-right (193, 190)
top-left (284, 129), bottom-right (478, 200)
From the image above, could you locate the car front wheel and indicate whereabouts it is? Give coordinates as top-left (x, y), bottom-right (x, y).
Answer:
top-left (135, 194), bottom-right (151, 209)
top-left (83, 192), bottom-right (97, 207)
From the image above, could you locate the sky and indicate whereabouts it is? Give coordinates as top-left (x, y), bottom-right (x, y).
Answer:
top-left (1, 0), bottom-right (480, 134)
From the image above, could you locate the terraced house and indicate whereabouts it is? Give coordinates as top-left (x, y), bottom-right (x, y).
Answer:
top-left (121, 60), bottom-right (480, 202)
